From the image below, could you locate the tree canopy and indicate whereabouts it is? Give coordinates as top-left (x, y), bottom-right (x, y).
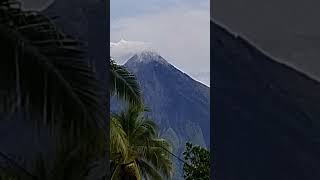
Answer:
top-left (183, 142), bottom-right (210, 180)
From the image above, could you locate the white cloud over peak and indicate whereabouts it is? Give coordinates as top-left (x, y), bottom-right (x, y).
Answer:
top-left (110, 39), bottom-right (155, 64)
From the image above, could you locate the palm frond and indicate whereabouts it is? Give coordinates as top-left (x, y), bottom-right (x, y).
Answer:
top-left (137, 160), bottom-right (163, 180)
top-left (0, 0), bottom-right (106, 142)
top-left (110, 117), bottom-right (129, 163)
top-left (135, 138), bottom-right (173, 178)
top-left (111, 106), bottom-right (173, 179)
top-left (110, 165), bottom-right (121, 180)
top-left (110, 59), bottom-right (142, 105)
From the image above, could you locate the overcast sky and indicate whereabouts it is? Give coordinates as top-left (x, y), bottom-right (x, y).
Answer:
top-left (111, 0), bottom-right (210, 86)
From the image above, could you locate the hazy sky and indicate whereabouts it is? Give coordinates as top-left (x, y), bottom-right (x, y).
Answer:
top-left (111, 0), bottom-right (210, 86)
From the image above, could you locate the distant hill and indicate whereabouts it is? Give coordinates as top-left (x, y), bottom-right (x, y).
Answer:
top-left (213, 21), bottom-right (320, 180)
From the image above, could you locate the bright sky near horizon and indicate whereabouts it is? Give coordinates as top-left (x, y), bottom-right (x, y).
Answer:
top-left (111, 0), bottom-right (210, 86)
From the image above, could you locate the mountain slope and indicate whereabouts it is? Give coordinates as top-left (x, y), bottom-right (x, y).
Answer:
top-left (213, 21), bottom-right (320, 180)
top-left (213, 0), bottom-right (320, 82)
top-left (123, 51), bottom-right (210, 147)
top-left (111, 51), bottom-right (210, 179)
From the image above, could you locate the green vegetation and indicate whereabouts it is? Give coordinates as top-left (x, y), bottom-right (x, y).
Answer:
top-left (183, 142), bottom-right (210, 180)
top-left (110, 106), bottom-right (173, 179)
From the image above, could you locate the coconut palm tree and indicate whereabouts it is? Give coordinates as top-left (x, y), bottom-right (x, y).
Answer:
top-left (0, 0), bottom-right (106, 179)
top-left (111, 106), bottom-right (173, 180)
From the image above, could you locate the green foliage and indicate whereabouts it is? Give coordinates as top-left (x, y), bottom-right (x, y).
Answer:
top-left (110, 106), bottom-right (173, 180)
top-left (183, 142), bottom-right (210, 180)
